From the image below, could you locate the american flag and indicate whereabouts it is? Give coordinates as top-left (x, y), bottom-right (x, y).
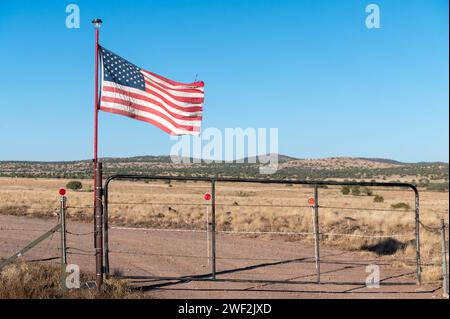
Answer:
top-left (99, 46), bottom-right (204, 135)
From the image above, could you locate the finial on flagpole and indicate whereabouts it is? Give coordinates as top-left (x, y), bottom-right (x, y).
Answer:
top-left (92, 18), bottom-right (103, 29)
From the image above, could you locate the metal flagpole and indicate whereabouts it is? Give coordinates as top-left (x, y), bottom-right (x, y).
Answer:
top-left (92, 18), bottom-right (103, 288)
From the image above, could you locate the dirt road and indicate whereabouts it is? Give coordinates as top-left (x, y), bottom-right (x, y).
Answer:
top-left (0, 214), bottom-right (444, 299)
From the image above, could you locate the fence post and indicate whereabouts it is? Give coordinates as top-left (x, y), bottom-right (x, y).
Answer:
top-left (59, 192), bottom-right (67, 294)
top-left (414, 189), bottom-right (422, 285)
top-left (313, 184), bottom-right (320, 283)
top-left (60, 193), bottom-right (67, 265)
top-left (211, 179), bottom-right (216, 279)
top-left (440, 219), bottom-right (449, 297)
top-left (94, 162), bottom-right (104, 288)
top-left (206, 205), bottom-right (210, 265)
top-left (103, 179), bottom-right (110, 279)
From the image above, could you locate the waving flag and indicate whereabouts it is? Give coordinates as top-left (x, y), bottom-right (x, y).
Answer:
top-left (99, 46), bottom-right (204, 135)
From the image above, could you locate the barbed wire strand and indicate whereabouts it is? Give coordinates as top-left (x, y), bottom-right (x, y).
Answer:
top-left (107, 249), bottom-right (439, 266)
top-left (111, 226), bottom-right (206, 233)
top-left (319, 205), bottom-right (415, 213)
top-left (66, 230), bottom-right (95, 236)
top-left (419, 220), bottom-right (448, 234)
top-left (110, 225), bottom-right (413, 239)
top-left (0, 227), bottom-right (56, 232)
top-left (66, 247), bottom-right (95, 254)
top-left (67, 251), bottom-right (95, 256)
top-left (104, 201), bottom-right (418, 213)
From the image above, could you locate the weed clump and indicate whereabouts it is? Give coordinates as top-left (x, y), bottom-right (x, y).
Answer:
top-left (66, 181), bottom-right (83, 191)
top-left (390, 202), bottom-right (411, 210)
top-left (0, 261), bottom-right (142, 299)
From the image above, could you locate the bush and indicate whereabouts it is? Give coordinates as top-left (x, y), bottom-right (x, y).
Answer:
top-left (66, 181), bottom-right (82, 191)
top-left (391, 202), bottom-right (411, 210)
top-left (351, 186), bottom-right (361, 196)
top-left (341, 186), bottom-right (350, 195)
top-left (373, 195), bottom-right (384, 203)
top-left (426, 182), bottom-right (449, 192)
top-left (362, 187), bottom-right (373, 196)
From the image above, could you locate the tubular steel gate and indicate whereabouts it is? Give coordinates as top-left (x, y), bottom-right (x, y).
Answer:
top-left (102, 175), bottom-right (422, 285)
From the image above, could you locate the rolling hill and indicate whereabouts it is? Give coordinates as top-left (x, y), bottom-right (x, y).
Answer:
top-left (0, 155), bottom-right (448, 190)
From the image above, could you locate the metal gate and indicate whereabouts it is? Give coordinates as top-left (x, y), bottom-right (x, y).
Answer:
top-left (102, 175), bottom-right (422, 285)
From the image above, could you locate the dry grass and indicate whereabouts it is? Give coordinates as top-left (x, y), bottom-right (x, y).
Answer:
top-left (0, 177), bottom-right (448, 283)
top-left (0, 261), bottom-right (142, 299)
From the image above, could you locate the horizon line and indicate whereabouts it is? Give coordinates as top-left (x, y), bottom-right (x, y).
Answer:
top-left (0, 153), bottom-right (448, 165)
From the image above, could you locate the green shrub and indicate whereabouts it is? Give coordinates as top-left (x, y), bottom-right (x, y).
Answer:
top-left (373, 195), bottom-right (384, 203)
top-left (66, 180), bottom-right (82, 191)
top-left (341, 186), bottom-right (350, 195)
top-left (426, 183), bottom-right (449, 192)
top-left (351, 186), bottom-right (361, 196)
top-left (362, 187), bottom-right (373, 196)
top-left (391, 202), bottom-right (411, 210)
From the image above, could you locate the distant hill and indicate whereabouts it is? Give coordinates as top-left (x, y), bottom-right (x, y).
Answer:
top-left (0, 155), bottom-right (448, 187)
top-left (357, 157), bottom-right (405, 165)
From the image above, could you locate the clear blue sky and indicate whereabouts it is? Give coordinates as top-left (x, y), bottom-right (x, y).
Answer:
top-left (0, 0), bottom-right (448, 162)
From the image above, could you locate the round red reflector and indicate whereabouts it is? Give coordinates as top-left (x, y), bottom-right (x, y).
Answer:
top-left (59, 188), bottom-right (66, 196)
top-left (204, 193), bottom-right (211, 201)
top-left (308, 197), bottom-right (315, 205)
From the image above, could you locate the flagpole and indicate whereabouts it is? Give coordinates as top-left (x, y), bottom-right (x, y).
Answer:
top-left (92, 18), bottom-right (103, 288)
top-left (92, 18), bottom-right (101, 165)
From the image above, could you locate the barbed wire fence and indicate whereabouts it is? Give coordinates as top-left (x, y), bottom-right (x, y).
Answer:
top-left (419, 219), bottom-right (449, 296)
top-left (0, 180), bottom-right (448, 297)
top-left (0, 205), bottom-right (61, 270)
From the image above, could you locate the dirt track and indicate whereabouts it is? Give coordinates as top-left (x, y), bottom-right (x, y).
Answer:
top-left (0, 214), bottom-right (444, 299)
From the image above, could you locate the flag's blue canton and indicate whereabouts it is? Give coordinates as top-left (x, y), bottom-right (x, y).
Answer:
top-left (101, 46), bottom-right (145, 91)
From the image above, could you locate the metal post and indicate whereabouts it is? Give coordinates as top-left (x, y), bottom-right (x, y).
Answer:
top-left (211, 180), bottom-right (216, 279)
top-left (103, 180), bottom-right (110, 278)
top-left (91, 18), bottom-right (103, 287)
top-left (440, 219), bottom-right (448, 297)
top-left (94, 162), bottom-right (104, 288)
top-left (313, 184), bottom-right (320, 283)
top-left (60, 195), bottom-right (67, 265)
top-left (92, 18), bottom-right (102, 164)
top-left (206, 205), bottom-right (210, 265)
top-left (414, 190), bottom-right (422, 285)
top-left (60, 194), bottom-right (67, 294)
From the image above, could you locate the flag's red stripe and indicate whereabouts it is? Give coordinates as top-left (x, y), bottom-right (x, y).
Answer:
top-left (145, 80), bottom-right (204, 104)
top-left (142, 73), bottom-right (204, 94)
top-left (102, 89), bottom-right (202, 121)
top-left (145, 84), bottom-right (204, 105)
top-left (100, 97), bottom-right (199, 131)
top-left (142, 69), bottom-right (204, 88)
top-left (102, 86), bottom-right (203, 113)
top-left (100, 106), bottom-right (199, 135)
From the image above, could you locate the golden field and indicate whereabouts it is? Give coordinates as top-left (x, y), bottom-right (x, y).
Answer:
top-left (0, 177), bottom-right (448, 282)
